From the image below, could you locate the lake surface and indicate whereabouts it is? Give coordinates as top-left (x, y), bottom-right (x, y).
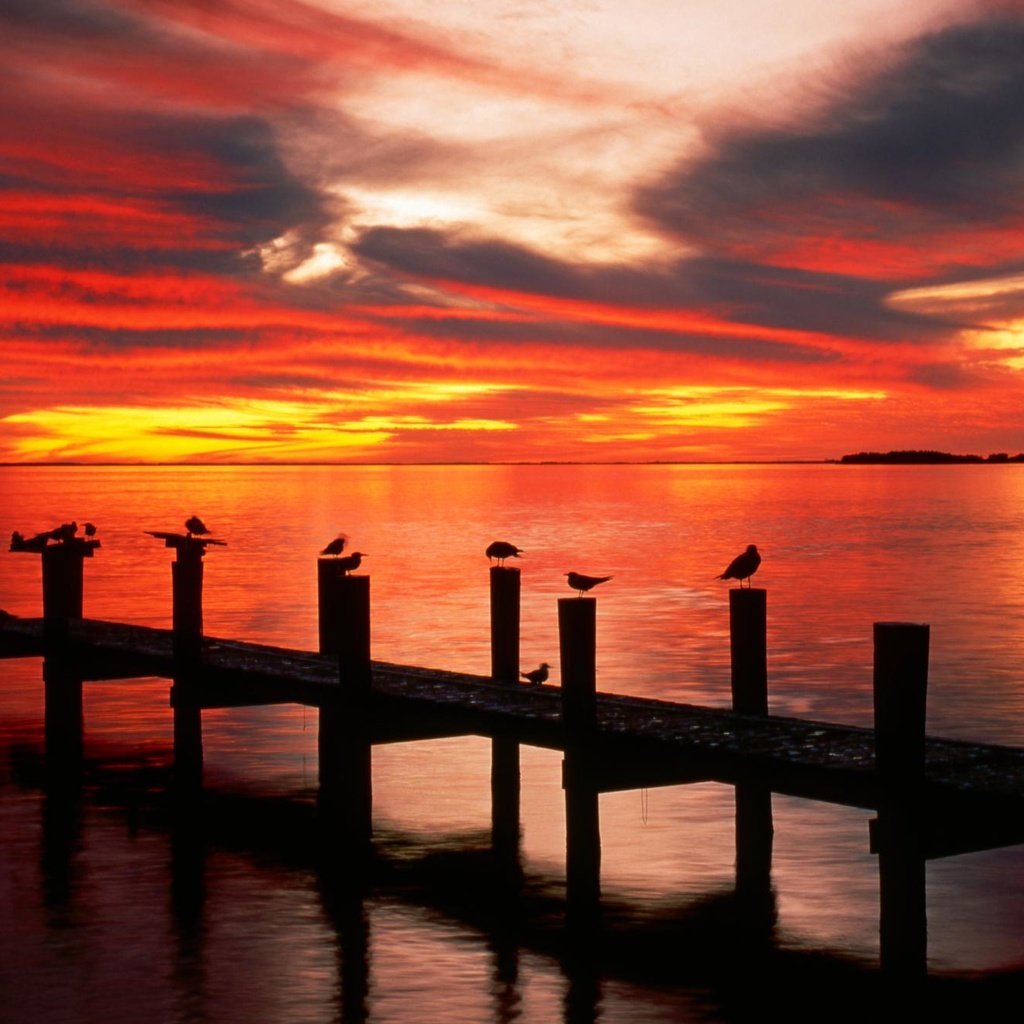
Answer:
top-left (2, 463), bottom-right (1024, 1021)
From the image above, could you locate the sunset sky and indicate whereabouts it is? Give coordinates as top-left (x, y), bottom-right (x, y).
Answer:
top-left (3, 0), bottom-right (1024, 462)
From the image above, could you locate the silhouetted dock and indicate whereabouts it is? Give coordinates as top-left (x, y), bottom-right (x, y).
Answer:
top-left (4, 530), bottom-right (1024, 978)
top-left (3, 614), bottom-right (1024, 820)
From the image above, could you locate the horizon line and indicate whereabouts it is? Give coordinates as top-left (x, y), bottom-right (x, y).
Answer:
top-left (1, 458), bottom-right (836, 468)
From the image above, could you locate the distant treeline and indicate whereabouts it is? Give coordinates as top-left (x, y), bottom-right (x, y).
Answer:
top-left (839, 450), bottom-right (1024, 464)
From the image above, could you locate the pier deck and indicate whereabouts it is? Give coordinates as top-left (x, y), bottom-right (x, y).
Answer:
top-left (4, 615), bottom-right (1024, 850)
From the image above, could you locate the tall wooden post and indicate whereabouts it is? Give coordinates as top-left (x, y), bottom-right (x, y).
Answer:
top-left (729, 588), bottom-right (774, 909)
top-left (170, 541), bottom-right (205, 790)
top-left (873, 621), bottom-right (929, 978)
top-left (559, 597), bottom-right (600, 924)
top-left (318, 567), bottom-right (372, 854)
top-left (873, 622), bottom-right (929, 782)
top-left (40, 541), bottom-right (95, 778)
top-left (729, 588), bottom-right (767, 715)
top-left (41, 542), bottom-right (85, 644)
top-left (490, 566), bottom-right (521, 874)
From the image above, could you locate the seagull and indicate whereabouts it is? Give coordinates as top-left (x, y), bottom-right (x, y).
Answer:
top-left (520, 662), bottom-right (550, 686)
top-left (565, 571), bottom-right (613, 596)
top-left (486, 540), bottom-right (523, 566)
top-left (717, 544), bottom-right (761, 588)
top-left (320, 534), bottom-right (348, 557)
top-left (185, 515), bottom-right (209, 537)
top-left (52, 521), bottom-right (77, 543)
top-left (335, 551), bottom-right (366, 575)
top-left (84, 522), bottom-right (97, 538)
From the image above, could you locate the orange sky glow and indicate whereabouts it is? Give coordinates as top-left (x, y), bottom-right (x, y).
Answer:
top-left (2, 0), bottom-right (1024, 462)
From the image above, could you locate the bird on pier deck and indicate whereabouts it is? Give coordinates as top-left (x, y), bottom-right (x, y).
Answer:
top-left (84, 522), bottom-right (97, 538)
top-left (717, 544), bottom-right (761, 588)
top-left (565, 571), bottom-right (613, 596)
top-left (335, 551), bottom-right (366, 575)
top-left (320, 534), bottom-right (348, 557)
top-left (185, 516), bottom-right (209, 537)
top-left (486, 540), bottom-right (523, 566)
top-left (520, 662), bottom-right (550, 686)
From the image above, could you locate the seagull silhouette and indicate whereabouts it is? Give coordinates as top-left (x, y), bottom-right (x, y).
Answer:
top-left (185, 515), bottom-right (209, 537)
top-left (84, 522), bottom-right (97, 538)
top-left (335, 551), bottom-right (366, 575)
top-left (486, 540), bottom-right (523, 566)
top-left (320, 534), bottom-right (347, 557)
top-left (52, 521), bottom-right (77, 543)
top-left (717, 544), bottom-right (761, 588)
top-left (565, 572), bottom-right (613, 596)
top-left (520, 662), bottom-right (550, 685)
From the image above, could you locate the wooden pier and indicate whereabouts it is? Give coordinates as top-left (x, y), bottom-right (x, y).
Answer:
top-left (4, 534), bottom-right (1024, 977)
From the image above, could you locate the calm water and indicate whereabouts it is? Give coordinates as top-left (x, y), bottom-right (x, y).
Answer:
top-left (2, 463), bottom-right (1024, 1021)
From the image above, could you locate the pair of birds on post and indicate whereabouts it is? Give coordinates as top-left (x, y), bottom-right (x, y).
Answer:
top-left (10, 521), bottom-right (97, 551)
top-left (319, 533), bottom-right (366, 574)
top-left (486, 540), bottom-right (613, 597)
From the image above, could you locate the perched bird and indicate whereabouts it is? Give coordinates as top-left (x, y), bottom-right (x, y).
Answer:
top-left (10, 531), bottom-right (25, 551)
top-left (565, 571), bottom-right (613, 596)
top-left (520, 662), bottom-right (550, 686)
top-left (185, 515), bottom-right (209, 537)
top-left (320, 534), bottom-right (348, 557)
top-left (335, 551), bottom-right (366, 575)
top-left (84, 522), bottom-right (97, 538)
top-left (24, 531), bottom-right (52, 551)
top-left (52, 521), bottom-right (77, 543)
top-left (486, 540), bottom-right (523, 566)
top-left (717, 544), bottom-right (761, 588)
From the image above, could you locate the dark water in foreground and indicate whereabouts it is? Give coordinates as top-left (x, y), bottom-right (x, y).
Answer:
top-left (2, 463), bottom-right (1024, 1021)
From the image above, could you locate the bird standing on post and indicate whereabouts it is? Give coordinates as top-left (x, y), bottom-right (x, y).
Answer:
top-left (185, 515), bottom-right (209, 537)
top-left (84, 522), bottom-right (97, 538)
top-left (486, 540), bottom-right (523, 566)
top-left (565, 571), bottom-right (612, 596)
top-left (52, 521), bottom-right (77, 543)
top-left (335, 551), bottom-right (366, 575)
top-left (520, 662), bottom-right (550, 686)
top-left (320, 534), bottom-right (347, 557)
top-left (717, 544), bottom-right (761, 588)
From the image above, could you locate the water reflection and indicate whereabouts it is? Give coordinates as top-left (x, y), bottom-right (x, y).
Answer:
top-left (5, 464), bottom-right (1024, 1019)
top-left (6, 722), bottom-right (1024, 1022)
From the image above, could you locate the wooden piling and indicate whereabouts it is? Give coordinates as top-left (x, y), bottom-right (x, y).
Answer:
top-left (318, 571), bottom-right (372, 852)
top-left (170, 542), bottom-right (205, 789)
top-left (559, 597), bottom-right (600, 920)
top-left (317, 558), bottom-right (342, 656)
top-left (41, 541), bottom-right (87, 644)
top-left (729, 588), bottom-right (767, 715)
top-left (171, 544), bottom-right (204, 663)
top-left (729, 587), bottom-right (774, 903)
top-left (872, 621), bottom-right (930, 977)
top-left (873, 622), bottom-right (929, 781)
top-left (490, 567), bottom-right (522, 873)
top-left (40, 542), bottom-right (94, 775)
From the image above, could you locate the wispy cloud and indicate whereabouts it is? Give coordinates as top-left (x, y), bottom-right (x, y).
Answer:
top-left (2, 1), bottom-right (1023, 461)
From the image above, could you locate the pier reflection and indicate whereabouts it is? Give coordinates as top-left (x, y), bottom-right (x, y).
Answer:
top-left (8, 741), bottom-right (1024, 1024)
